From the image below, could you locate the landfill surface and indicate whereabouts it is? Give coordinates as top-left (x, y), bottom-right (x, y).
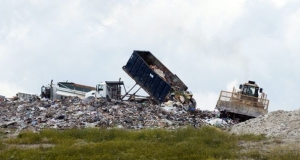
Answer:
top-left (0, 96), bottom-right (231, 137)
top-left (4, 93), bottom-right (300, 142)
top-left (230, 109), bottom-right (300, 140)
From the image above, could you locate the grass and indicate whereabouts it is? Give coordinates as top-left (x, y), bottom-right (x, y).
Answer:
top-left (0, 126), bottom-right (299, 159)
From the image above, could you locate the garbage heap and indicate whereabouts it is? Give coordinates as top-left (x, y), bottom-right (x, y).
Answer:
top-left (0, 96), bottom-right (233, 135)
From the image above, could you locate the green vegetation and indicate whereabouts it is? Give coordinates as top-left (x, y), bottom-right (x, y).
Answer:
top-left (0, 126), bottom-right (299, 160)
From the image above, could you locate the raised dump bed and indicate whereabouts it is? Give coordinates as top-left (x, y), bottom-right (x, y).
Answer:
top-left (123, 50), bottom-right (187, 104)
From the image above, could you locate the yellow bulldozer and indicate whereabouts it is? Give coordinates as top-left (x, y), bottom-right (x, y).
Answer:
top-left (216, 80), bottom-right (269, 122)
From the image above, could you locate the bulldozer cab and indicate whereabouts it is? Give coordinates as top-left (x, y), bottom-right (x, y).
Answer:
top-left (241, 85), bottom-right (258, 97)
top-left (239, 81), bottom-right (262, 103)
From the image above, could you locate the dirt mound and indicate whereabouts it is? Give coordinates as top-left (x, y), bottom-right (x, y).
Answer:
top-left (230, 109), bottom-right (300, 139)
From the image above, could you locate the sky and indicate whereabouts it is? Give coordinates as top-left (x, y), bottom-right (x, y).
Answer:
top-left (0, 0), bottom-right (300, 111)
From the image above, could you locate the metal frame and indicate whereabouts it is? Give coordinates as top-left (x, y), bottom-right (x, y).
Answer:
top-left (217, 88), bottom-right (269, 109)
top-left (216, 87), bottom-right (269, 117)
top-left (121, 83), bottom-right (152, 102)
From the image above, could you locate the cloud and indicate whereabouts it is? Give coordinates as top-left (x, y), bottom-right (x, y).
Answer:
top-left (285, 7), bottom-right (300, 56)
top-left (1, 0), bottom-right (300, 112)
top-left (194, 92), bottom-right (219, 111)
top-left (226, 80), bottom-right (239, 91)
top-left (268, 0), bottom-right (289, 8)
top-left (0, 81), bottom-right (25, 97)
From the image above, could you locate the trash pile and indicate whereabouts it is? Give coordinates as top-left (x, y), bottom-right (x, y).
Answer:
top-left (149, 64), bottom-right (196, 111)
top-left (230, 109), bottom-right (300, 139)
top-left (150, 65), bottom-right (167, 82)
top-left (0, 96), bottom-right (234, 135)
top-left (164, 89), bottom-right (196, 111)
top-left (149, 64), bottom-right (175, 89)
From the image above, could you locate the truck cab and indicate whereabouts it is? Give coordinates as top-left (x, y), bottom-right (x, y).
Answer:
top-left (85, 81), bottom-right (124, 100)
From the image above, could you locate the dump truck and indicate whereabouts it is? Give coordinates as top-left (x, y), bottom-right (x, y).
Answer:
top-left (216, 80), bottom-right (269, 121)
top-left (122, 50), bottom-right (188, 104)
top-left (41, 80), bottom-right (95, 100)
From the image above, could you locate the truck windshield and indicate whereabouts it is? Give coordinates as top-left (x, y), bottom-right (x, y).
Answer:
top-left (98, 85), bottom-right (103, 91)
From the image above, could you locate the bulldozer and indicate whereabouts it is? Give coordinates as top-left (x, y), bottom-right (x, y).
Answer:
top-left (216, 80), bottom-right (269, 122)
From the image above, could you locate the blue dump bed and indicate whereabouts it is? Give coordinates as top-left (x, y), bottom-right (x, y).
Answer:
top-left (123, 50), bottom-right (187, 104)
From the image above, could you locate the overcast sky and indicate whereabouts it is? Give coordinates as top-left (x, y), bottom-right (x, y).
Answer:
top-left (1, 0), bottom-right (300, 111)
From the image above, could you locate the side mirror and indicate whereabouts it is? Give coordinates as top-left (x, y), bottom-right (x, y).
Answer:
top-left (239, 84), bottom-right (243, 89)
top-left (259, 88), bottom-right (263, 93)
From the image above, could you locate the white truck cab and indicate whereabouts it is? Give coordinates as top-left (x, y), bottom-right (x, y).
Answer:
top-left (85, 81), bottom-right (124, 100)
